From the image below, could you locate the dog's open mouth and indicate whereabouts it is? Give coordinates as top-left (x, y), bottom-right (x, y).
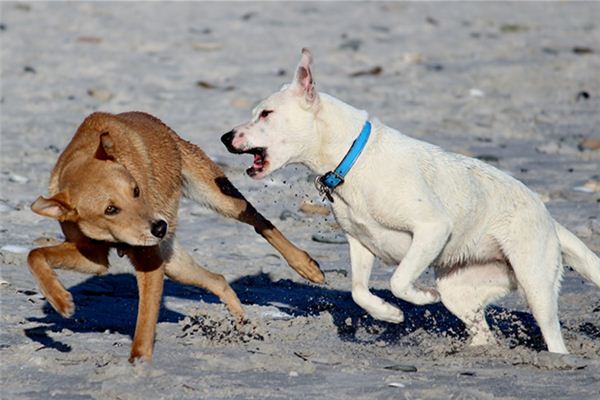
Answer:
top-left (243, 147), bottom-right (269, 178)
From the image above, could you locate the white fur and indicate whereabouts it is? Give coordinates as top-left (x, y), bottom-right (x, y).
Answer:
top-left (227, 49), bottom-right (600, 353)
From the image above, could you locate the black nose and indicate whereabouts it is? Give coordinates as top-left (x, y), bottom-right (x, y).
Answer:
top-left (221, 130), bottom-right (239, 153)
top-left (151, 220), bottom-right (168, 239)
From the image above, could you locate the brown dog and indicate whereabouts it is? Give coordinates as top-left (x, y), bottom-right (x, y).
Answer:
top-left (27, 111), bottom-right (324, 362)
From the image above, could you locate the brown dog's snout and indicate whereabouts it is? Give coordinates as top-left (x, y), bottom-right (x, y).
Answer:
top-left (221, 130), bottom-right (240, 154)
top-left (151, 219), bottom-right (168, 239)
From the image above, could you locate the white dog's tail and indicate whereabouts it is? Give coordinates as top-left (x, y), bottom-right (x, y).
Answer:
top-left (556, 222), bottom-right (600, 287)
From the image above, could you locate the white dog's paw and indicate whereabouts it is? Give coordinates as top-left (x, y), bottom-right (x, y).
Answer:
top-left (393, 285), bottom-right (441, 305)
top-left (369, 304), bottom-right (404, 324)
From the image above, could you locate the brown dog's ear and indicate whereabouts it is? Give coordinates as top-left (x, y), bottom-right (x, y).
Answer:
top-left (95, 132), bottom-right (116, 161)
top-left (292, 48), bottom-right (317, 103)
top-left (31, 193), bottom-right (78, 221)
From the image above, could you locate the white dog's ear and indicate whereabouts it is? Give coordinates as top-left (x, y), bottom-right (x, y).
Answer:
top-left (292, 48), bottom-right (317, 103)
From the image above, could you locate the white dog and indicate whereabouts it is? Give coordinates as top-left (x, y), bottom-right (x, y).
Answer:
top-left (222, 48), bottom-right (600, 353)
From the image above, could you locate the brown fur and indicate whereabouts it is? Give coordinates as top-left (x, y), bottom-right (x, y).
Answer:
top-left (28, 111), bottom-right (324, 362)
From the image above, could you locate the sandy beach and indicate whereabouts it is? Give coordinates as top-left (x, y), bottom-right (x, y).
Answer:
top-left (1, 2), bottom-right (599, 399)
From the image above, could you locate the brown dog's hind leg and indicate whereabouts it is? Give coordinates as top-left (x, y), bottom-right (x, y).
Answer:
top-left (163, 240), bottom-right (244, 321)
top-left (27, 241), bottom-right (109, 317)
top-left (177, 141), bottom-right (324, 283)
top-left (126, 245), bottom-right (165, 363)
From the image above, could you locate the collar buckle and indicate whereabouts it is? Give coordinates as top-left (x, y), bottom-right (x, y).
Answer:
top-left (314, 175), bottom-right (335, 202)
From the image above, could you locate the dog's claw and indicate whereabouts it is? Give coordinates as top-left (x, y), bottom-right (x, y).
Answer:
top-left (45, 287), bottom-right (75, 318)
top-left (290, 255), bottom-right (325, 284)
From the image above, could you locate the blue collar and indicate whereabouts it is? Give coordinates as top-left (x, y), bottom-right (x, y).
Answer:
top-left (315, 120), bottom-right (372, 201)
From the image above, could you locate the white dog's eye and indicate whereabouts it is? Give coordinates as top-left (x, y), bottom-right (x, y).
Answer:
top-left (259, 110), bottom-right (273, 119)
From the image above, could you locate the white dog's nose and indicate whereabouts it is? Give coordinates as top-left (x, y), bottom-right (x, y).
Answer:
top-left (221, 130), bottom-right (239, 153)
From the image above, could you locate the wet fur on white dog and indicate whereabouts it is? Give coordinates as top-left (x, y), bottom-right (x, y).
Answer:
top-left (222, 48), bottom-right (600, 353)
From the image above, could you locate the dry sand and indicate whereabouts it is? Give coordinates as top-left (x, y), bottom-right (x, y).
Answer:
top-left (1, 2), bottom-right (599, 399)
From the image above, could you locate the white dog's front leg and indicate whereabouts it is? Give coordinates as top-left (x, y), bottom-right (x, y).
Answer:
top-left (390, 221), bottom-right (450, 305)
top-left (348, 235), bottom-right (404, 323)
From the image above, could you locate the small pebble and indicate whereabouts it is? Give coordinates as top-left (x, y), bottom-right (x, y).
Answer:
top-left (299, 202), bottom-right (330, 216)
top-left (1, 245), bottom-right (30, 254)
top-left (231, 98), bottom-right (251, 109)
top-left (499, 24), bottom-right (529, 33)
top-left (426, 16), bottom-right (439, 26)
top-left (401, 52), bottom-right (423, 64)
top-left (388, 382), bottom-right (406, 388)
top-left (241, 12), bottom-right (255, 21)
top-left (542, 47), bottom-right (559, 55)
top-left (289, 371), bottom-right (299, 377)
top-left (384, 364), bottom-right (418, 372)
top-left (76, 36), bottom-right (102, 44)
top-left (87, 88), bottom-right (113, 102)
top-left (578, 138), bottom-right (600, 151)
top-left (572, 46), bottom-right (594, 55)
top-left (23, 66), bottom-right (36, 74)
top-left (425, 63), bottom-right (444, 71)
top-left (190, 41), bottom-right (223, 51)
top-left (15, 3), bottom-right (31, 11)
top-left (350, 66), bottom-right (383, 77)
top-left (9, 174), bottom-right (29, 184)
top-left (469, 88), bottom-right (485, 97)
top-left (476, 154), bottom-right (500, 163)
top-left (311, 233), bottom-right (348, 245)
top-left (576, 91), bottom-right (590, 101)
top-left (339, 38), bottom-right (362, 51)
top-left (261, 309), bottom-right (293, 320)
top-left (196, 80), bottom-right (218, 89)
top-left (573, 180), bottom-right (600, 193)
top-left (280, 210), bottom-right (302, 221)
top-left (46, 144), bottom-right (60, 153)
top-left (572, 186), bottom-right (594, 193)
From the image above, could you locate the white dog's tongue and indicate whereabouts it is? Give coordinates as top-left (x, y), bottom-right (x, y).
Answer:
top-left (253, 153), bottom-right (264, 168)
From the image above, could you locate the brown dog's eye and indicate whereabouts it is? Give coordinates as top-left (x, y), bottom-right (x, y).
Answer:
top-left (133, 186), bottom-right (140, 198)
top-left (259, 110), bottom-right (273, 119)
top-left (105, 205), bottom-right (120, 216)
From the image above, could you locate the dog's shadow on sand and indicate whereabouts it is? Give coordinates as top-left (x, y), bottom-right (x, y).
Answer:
top-left (25, 272), bottom-right (557, 353)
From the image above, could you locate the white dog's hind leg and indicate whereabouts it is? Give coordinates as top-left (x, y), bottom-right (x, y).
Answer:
top-left (504, 231), bottom-right (568, 354)
top-left (437, 261), bottom-right (516, 347)
top-left (348, 236), bottom-right (404, 323)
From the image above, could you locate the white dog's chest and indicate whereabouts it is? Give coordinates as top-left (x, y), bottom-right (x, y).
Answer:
top-left (332, 200), bottom-right (412, 265)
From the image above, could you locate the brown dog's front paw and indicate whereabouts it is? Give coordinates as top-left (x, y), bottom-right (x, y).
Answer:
top-left (46, 286), bottom-right (75, 318)
top-left (128, 348), bottom-right (152, 364)
top-left (290, 254), bottom-right (325, 284)
top-left (229, 304), bottom-right (246, 324)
